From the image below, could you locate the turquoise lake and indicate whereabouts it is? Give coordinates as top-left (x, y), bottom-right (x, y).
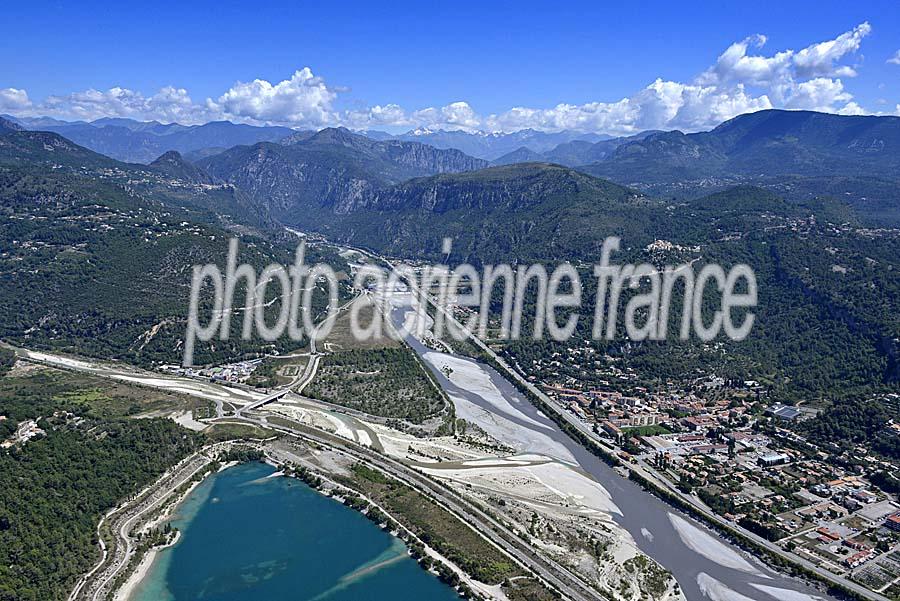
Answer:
top-left (130, 462), bottom-right (461, 601)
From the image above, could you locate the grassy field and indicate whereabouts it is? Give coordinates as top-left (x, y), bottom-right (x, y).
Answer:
top-left (504, 579), bottom-right (560, 601)
top-left (321, 297), bottom-right (401, 351)
top-left (246, 355), bottom-right (310, 389)
top-left (621, 424), bottom-right (672, 437)
top-left (204, 422), bottom-right (277, 442)
top-left (0, 363), bottom-right (203, 420)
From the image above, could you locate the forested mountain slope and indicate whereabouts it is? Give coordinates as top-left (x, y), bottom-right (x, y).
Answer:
top-left (0, 128), bottom-right (347, 366)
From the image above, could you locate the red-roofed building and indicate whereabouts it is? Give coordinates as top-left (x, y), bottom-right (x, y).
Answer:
top-left (886, 513), bottom-right (900, 532)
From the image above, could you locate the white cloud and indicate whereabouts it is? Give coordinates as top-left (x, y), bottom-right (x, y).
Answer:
top-left (1, 22), bottom-right (884, 134)
top-left (0, 88), bottom-right (32, 112)
top-left (474, 23), bottom-right (868, 135)
top-left (697, 22), bottom-right (870, 106)
top-left (209, 68), bottom-right (336, 126)
top-left (6, 69), bottom-right (338, 128)
top-left (793, 22), bottom-right (870, 78)
top-left (344, 103), bottom-right (411, 129)
top-left (837, 101), bottom-right (866, 116)
top-left (699, 34), bottom-right (793, 90)
top-left (483, 99), bottom-right (638, 134)
top-left (888, 50), bottom-right (900, 65)
top-left (784, 78), bottom-right (853, 112)
top-left (36, 86), bottom-right (206, 123)
top-left (406, 101), bottom-right (483, 131)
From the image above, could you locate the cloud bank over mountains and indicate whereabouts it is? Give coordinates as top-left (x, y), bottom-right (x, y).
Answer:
top-left (2, 23), bottom-right (894, 134)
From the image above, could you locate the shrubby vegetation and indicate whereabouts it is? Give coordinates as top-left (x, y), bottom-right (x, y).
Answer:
top-left (0, 349), bottom-right (13, 377)
top-left (344, 463), bottom-right (520, 585)
top-left (306, 348), bottom-right (446, 423)
top-left (0, 155), bottom-right (349, 369)
top-left (218, 446), bottom-right (265, 463)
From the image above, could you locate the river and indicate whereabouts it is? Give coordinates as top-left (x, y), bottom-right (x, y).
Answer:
top-left (391, 306), bottom-right (836, 601)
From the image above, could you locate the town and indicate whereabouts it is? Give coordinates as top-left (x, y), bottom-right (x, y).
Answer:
top-left (540, 376), bottom-right (900, 595)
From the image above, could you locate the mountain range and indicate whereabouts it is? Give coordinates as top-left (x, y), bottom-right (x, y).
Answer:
top-left (583, 110), bottom-right (900, 184)
top-left (0, 126), bottom-right (268, 228)
top-left (491, 130), bottom-right (661, 167)
top-left (0, 123), bottom-right (350, 368)
top-left (2, 108), bottom-right (900, 403)
top-left (197, 127), bottom-right (487, 223)
top-left (8, 108), bottom-right (900, 229)
top-left (180, 110), bottom-right (900, 230)
top-left (13, 108), bottom-right (897, 195)
top-left (2, 115), bottom-right (295, 163)
top-left (3, 115), bottom-right (623, 163)
top-left (293, 162), bottom-right (658, 261)
top-left (379, 128), bottom-right (612, 160)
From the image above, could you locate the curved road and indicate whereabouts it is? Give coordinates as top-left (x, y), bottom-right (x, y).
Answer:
top-left (69, 452), bottom-right (216, 601)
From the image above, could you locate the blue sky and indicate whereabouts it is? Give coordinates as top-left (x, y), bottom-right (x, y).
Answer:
top-left (1, 0), bottom-right (898, 133)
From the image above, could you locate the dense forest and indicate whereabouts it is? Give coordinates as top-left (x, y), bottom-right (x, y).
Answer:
top-left (0, 167), bottom-right (351, 368)
top-left (0, 368), bottom-right (199, 601)
top-left (798, 397), bottom-right (900, 460)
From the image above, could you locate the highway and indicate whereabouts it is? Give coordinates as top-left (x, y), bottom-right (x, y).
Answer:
top-left (401, 269), bottom-right (891, 601)
top-left (30, 235), bottom-right (888, 601)
top-left (69, 451), bottom-right (217, 601)
top-left (23, 344), bottom-right (607, 601)
top-left (236, 294), bottom-right (358, 414)
top-left (236, 411), bottom-right (605, 601)
top-left (303, 237), bottom-right (886, 601)
top-left (232, 297), bottom-right (338, 416)
top-left (235, 388), bottom-right (290, 415)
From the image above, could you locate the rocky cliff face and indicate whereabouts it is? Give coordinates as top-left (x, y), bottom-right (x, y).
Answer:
top-left (199, 142), bottom-right (383, 219)
top-left (365, 162), bottom-right (626, 213)
top-left (291, 127), bottom-right (488, 173)
top-left (149, 150), bottom-right (217, 185)
top-left (376, 140), bottom-right (487, 174)
top-left (198, 128), bottom-right (487, 221)
top-left (0, 116), bottom-right (24, 133)
top-left (10, 118), bottom-right (296, 163)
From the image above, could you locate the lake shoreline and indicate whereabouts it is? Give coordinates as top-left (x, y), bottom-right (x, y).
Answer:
top-left (113, 460), bottom-right (236, 601)
top-left (120, 458), bottom-right (468, 601)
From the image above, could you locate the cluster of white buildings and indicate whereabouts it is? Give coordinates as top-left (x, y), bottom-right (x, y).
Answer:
top-left (160, 358), bottom-right (262, 383)
top-left (1, 419), bottom-right (45, 448)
